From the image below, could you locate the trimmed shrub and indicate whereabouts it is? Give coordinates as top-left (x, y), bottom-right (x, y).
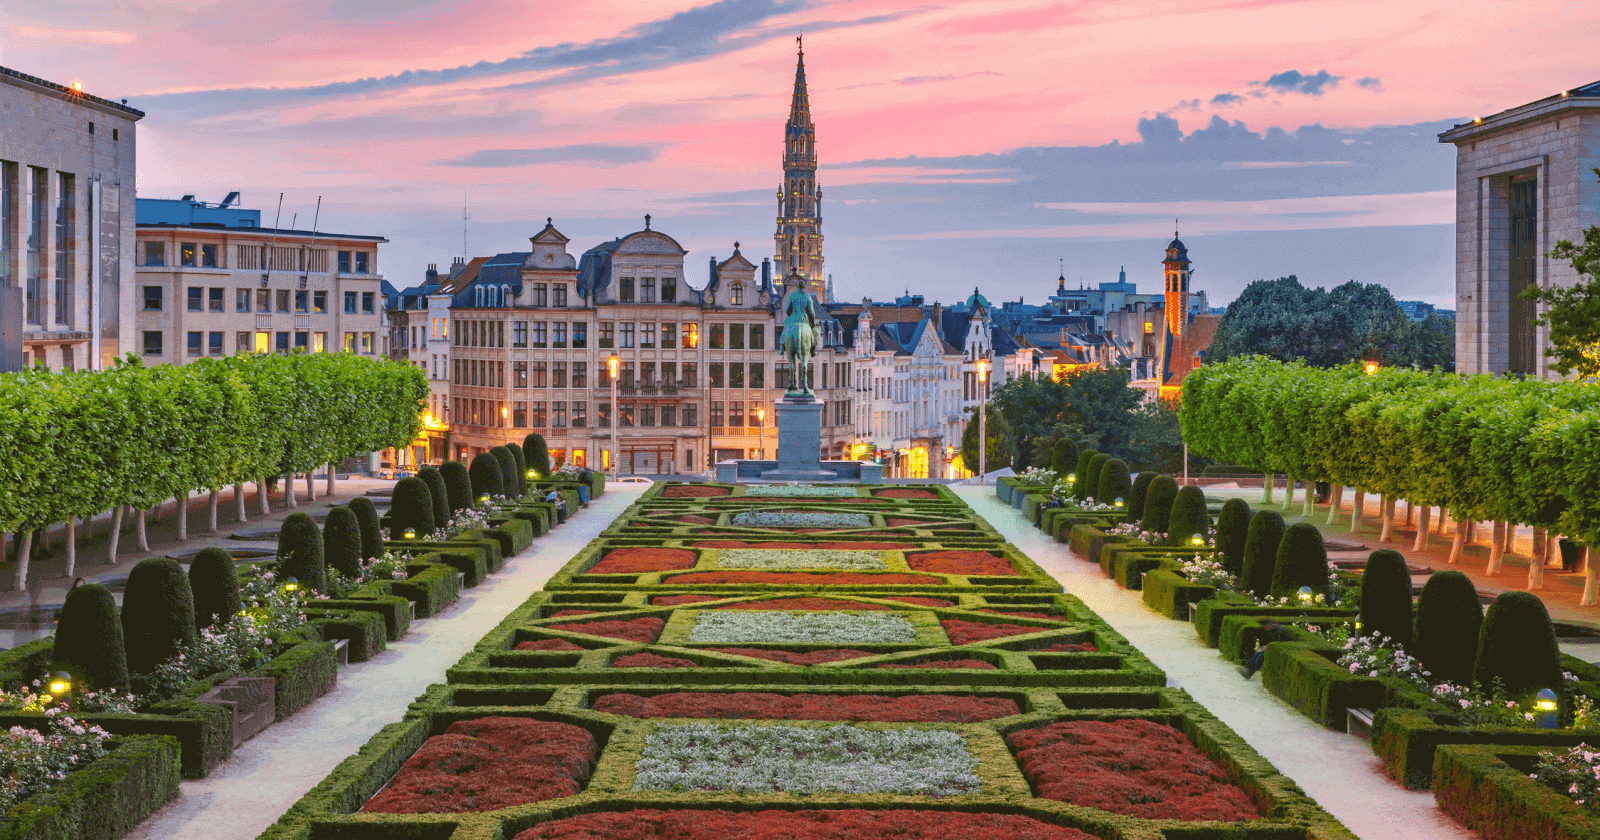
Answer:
top-left (1082, 453), bottom-right (1109, 503)
top-left (1139, 475), bottom-right (1179, 534)
top-left (1269, 522), bottom-right (1329, 600)
top-left (1215, 498), bottom-right (1252, 576)
top-left (188, 546), bottom-right (242, 631)
top-left (491, 445), bottom-right (521, 497)
top-left (1473, 591), bottom-right (1563, 703)
top-left (1096, 458), bottom-right (1132, 509)
top-left (1128, 472), bottom-right (1157, 525)
top-left (523, 432), bottom-right (551, 478)
top-left (1072, 450), bottom-right (1099, 501)
top-left (348, 496), bottom-right (384, 560)
top-left (417, 466), bottom-right (450, 529)
top-left (1360, 549), bottom-right (1414, 649)
top-left (121, 558), bottom-right (198, 677)
top-left (440, 460), bottom-right (472, 514)
top-left (51, 583), bottom-right (130, 693)
top-left (1166, 485), bottom-right (1210, 547)
top-left (1240, 510), bottom-right (1287, 598)
top-left (469, 453), bottom-right (505, 500)
top-left (1051, 438), bottom-right (1079, 479)
top-left (388, 477), bottom-right (436, 539)
top-left (322, 505), bottom-right (363, 579)
top-left (277, 511), bottom-right (328, 594)
top-left (1413, 570), bottom-right (1483, 686)
top-left (507, 444), bottom-right (529, 492)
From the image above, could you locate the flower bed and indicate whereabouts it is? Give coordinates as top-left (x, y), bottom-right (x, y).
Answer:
top-left (588, 547), bottom-right (698, 574)
top-left (876, 488), bottom-right (938, 499)
top-left (662, 485), bottom-right (731, 497)
top-left (653, 594), bottom-right (724, 607)
top-left (884, 596), bottom-right (955, 607)
top-left (516, 639), bottom-right (585, 651)
top-left (590, 692), bottom-right (1022, 722)
top-left (612, 653), bottom-right (698, 669)
top-left (633, 723), bottom-right (979, 795)
top-left (551, 609), bottom-right (598, 617)
top-left (511, 809), bottom-right (1097, 840)
top-left (688, 611), bottom-right (916, 645)
top-left (744, 485), bottom-right (860, 497)
top-left (717, 548), bottom-right (886, 572)
top-left (703, 647), bottom-right (874, 665)
top-left (667, 571), bottom-right (938, 585)
top-left (1033, 642), bottom-right (1099, 653)
top-left (908, 550), bottom-right (1016, 576)
top-left (979, 609), bottom-right (1067, 621)
top-left (362, 718), bottom-right (596, 813)
top-left (880, 659), bottom-right (997, 670)
top-left (548, 617), bottom-right (666, 643)
top-left (717, 597), bottom-right (890, 611)
top-left (1007, 719), bottom-right (1260, 821)
top-left (692, 540), bottom-right (913, 549)
top-left (729, 511), bottom-right (873, 528)
top-left (943, 619), bottom-right (1049, 645)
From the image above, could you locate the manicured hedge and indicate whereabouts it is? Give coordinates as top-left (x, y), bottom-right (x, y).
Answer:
top-left (1373, 705), bottom-right (1600, 790)
top-left (1432, 743), bottom-right (1600, 840)
top-left (1261, 642), bottom-right (1391, 731)
top-left (0, 734), bottom-right (180, 840)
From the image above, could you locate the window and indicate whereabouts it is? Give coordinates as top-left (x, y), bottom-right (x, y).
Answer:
top-left (313, 290), bottom-right (326, 313)
top-left (710, 323), bottom-right (724, 348)
top-left (730, 363), bottom-right (744, 388)
top-left (206, 331), bottom-right (222, 355)
top-left (531, 322), bottom-right (547, 347)
top-left (142, 330), bottom-right (163, 356)
top-left (619, 277), bottom-right (634, 302)
top-left (531, 401), bottom-right (547, 427)
top-left (641, 322), bottom-right (655, 348)
top-left (355, 252), bottom-right (369, 273)
top-left (662, 362), bottom-right (677, 387)
top-left (661, 278), bottom-right (676, 303)
top-left (681, 362), bottom-right (697, 387)
top-left (683, 403), bottom-right (697, 426)
top-left (640, 404), bottom-right (656, 426)
top-left (236, 288), bottom-right (251, 312)
top-left (256, 289), bottom-right (270, 312)
top-left (685, 323), bottom-right (698, 348)
top-left (532, 362), bottom-right (548, 388)
top-left (598, 322), bottom-right (614, 349)
top-left (553, 361), bottom-right (566, 387)
top-left (619, 403), bottom-right (634, 427)
top-left (202, 244), bottom-right (218, 268)
top-left (531, 283), bottom-right (548, 307)
top-left (620, 323), bottom-right (635, 348)
top-left (553, 322), bottom-right (567, 348)
top-left (209, 287), bottom-right (224, 312)
top-left (553, 401), bottom-right (567, 427)
top-left (296, 331), bottom-right (310, 351)
top-left (513, 361), bottom-right (528, 388)
top-left (255, 332), bottom-right (270, 352)
top-left (749, 324), bottom-right (765, 349)
top-left (710, 401), bottom-right (724, 427)
top-left (512, 321), bottom-right (527, 347)
top-left (552, 284), bottom-right (567, 307)
top-left (273, 331), bottom-right (290, 352)
top-left (598, 402), bottom-right (611, 428)
top-left (314, 332), bottom-right (327, 352)
top-left (661, 323), bottom-right (677, 348)
top-left (276, 290), bottom-right (291, 312)
top-left (513, 401), bottom-right (527, 428)
top-left (344, 332), bottom-right (355, 352)
top-left (750, 364), bottom-right (764, 389)
top-left (572, 362), bottom-right (587, 389)
top-left (143, 241), bottom-right (165, 266)
top-left (338, 251), bottom-right (351, 273)
top-left (641, 277), bottom-right (656, 302)
top-left (236, 332), bottom-right (251, 353)
top-left (776, 363), bottom-right (790, 390)
top-left (295, 290), bottom-right (308, 313)
top-left (730, 323), bottom-right (745, 349)
top-left (731, 283), bottom-right (744, 305)
top-left (620, 363), bottom-right (635, 388)
top-left (143, 286), bottom-right (164, 311)
top-left (641, 361), bottom-right (656, 385)
top-left (710, 363), bottom-right (724, 388)
top-left (344, 291), bottom-right (357, 314)
top-left (661, 404), bottom-right (677, 426)
top-left (181, 243), bottom-right (197, 267)
top-left (572, 322), bottom-right (587, 348)
top-left (187, 287), bottom-right (203, 311)
top-left (187, 331), bottom-right (203, 356)
top-left (362, 292), bottom-right (375, 313)
top-left (362, 332), bottom-right (374, 354)
top-left (572, 402), bottom-right (587, 427)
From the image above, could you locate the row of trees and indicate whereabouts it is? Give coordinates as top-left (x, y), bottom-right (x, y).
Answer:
top-left (1206, 277), bottom-right (1455, 371)
top-left (0, 353), bottom-right (429, 587)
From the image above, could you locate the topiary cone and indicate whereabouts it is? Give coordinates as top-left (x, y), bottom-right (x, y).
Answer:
top-left (1072, 450), bottom-right (1099, 501)
top-left (348, 496), bottom-right (385, 560)
top-left (417, 466), bottom-right (449, 529)
top-left (52, 583), bottom-right (130, 693)
top-left (507, 444), bottom-right (529, 493)
top-left (1240, 510), bottom-right (1287, 598)
top-left (1083, 454), bottom-right (1109, 503)
top-left (389, 477), bottom-right (435, 539)
top-left (1214, 498), bottom-right (1252, 577)
top-left (189, 546), bottom-right (242, 631)
top-left (1359, 549), bottom-right (1414, 649)
top-left (1413, 570), bottom-right (1483, 686)
top-left (491, 446), bottom-right (520, 498)
top-left (121, 558), bottom-right (198, 677)
top-left (522, 432), bottom-right (551, 478)
top-left (1167, 485), bottom-right (1210, 547)
top-left (1269, 522), bottom-right (1329, 600)
top-left (1473, 590), bottom-right (1563, 704)
top-left (440, 461), bottom-right (472, 514)
top-left (322, 505), bottom-right (363, 579)
top-left (277, 511), bottom-right (327, 594)
top-left (470, 453), bottom-right (506, 501)
top-left (1128, 472), bottom-right (1157, 525)
top-left (1051, 438), bottom-right (1079, 480)
top-left (1096, 458), bottom-right (1132, 511)
top-left (1140, 475), bottom-right (1179, 534)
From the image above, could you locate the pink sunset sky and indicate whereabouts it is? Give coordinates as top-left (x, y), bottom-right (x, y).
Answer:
top-left (4, 0), bottom-right (1597, 307)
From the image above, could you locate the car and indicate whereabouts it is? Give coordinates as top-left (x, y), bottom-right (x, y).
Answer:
top-left (617, 476), bottom-right (654, 485)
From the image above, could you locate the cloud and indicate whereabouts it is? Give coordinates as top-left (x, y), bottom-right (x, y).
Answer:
top-left (1357, 76), bottom-right (1385, 91)
top-left (11, 24), bottom-right (135, 45)
top-left (1210, 92), bottom-right (1244, 106)
top-left (1252, 69), bottom-right (1342, 96)
top-left (436, 144), bottom-right (660, 167)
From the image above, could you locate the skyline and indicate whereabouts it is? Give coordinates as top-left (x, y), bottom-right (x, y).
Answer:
top-left (5, 1), bottom-right (1597, 308)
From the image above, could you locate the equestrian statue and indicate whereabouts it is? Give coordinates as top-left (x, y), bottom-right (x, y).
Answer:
top-left (779, 272), bottom-right (818, 398)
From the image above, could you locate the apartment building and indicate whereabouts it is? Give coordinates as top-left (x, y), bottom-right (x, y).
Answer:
top-left (133, 194), bottom-right (387, 364)
top-left (1, 65), bottom-right (143, 371)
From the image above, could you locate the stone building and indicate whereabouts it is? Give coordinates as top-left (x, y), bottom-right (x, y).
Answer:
top-left (1439, 80), bottom-right (1600, 376)
top-left (0, 66), bottom-right (143, 371)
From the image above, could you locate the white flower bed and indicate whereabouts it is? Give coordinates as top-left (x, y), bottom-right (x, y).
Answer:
top-left (688, 611), bottom-right (916, 644)
top-left (744, 485), bottom-right (859, 498)
top-left (635, 723), bottom-right (980, 796)
top-left (729, 510), bottom-right (872, 528)
top-left (718, 548), bottom-right (885, 571)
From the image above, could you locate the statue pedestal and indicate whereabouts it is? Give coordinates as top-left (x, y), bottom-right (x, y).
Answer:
top-left (761, 396), bottom-right (835, 481)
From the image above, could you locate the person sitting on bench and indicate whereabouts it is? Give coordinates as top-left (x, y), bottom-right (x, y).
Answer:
top-left (1238, 619), bottom-right (1292, 680)
top-left (545, 489), bottom-right (567, 524)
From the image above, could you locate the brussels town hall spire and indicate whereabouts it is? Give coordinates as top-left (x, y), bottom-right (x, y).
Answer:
top-left (776, 35), bottom-right (823, 292)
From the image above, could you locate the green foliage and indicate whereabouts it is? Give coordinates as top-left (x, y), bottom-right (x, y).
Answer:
top-left (416, 466), bottom-right (449, 530)
top-left (1207, 276), bottom-right (1453, 370)
top-left (1095, 458), bottom-right (1131, 508)
top-left (506, 444), bottom-right (529, 491)
top-left (989, 369), bottom-right (1144, 470)
top-left (1127, 472), bottom-right (1157, 525)
top-left (121, 558), bottom-right (198, 677)
top-left (276, 511), bottom-right (327, 594)
top-left (1166, 485), bottom-right (1210, 547)
top-left (1359, 549), bottom-right (1413, 649)
top-left (522, 432), bottom-right (551, 477)
top-left (1214, 498), bottom-right (1252, 576)
top-left (1413, 570), bottom-right (1483, 686)
top-left (1071, 450), bottom-right (1099, 501)
top-left (188, 547), bottom-right (242, 631)
top-left (1051, 439), bottom-right (1079, 478)
top-left (439, 461), bottom-right (472, 514)
top-left (388, 477), bottom-right (435, 538)
top-left (959, 403), bottom-right (1011, 479)
top-left (469, 453), bottom-right (505, 500)
top-left (1270, 522), bottom-right (1329, 600)
top-left (1474, 591), bottom-right (1564, 703)
top-left (347, 496), bottom-right (384, 560)
top-left (1082, 454), bottom-right (1108, 503)
top-left (491, 446), bottom-right (520, 497)
top-left (1139, 475), bottom-right (1178, 533)
top-left (1523, 167), bottom-right (1600, 381)
top-left (322, 506), bottom-right (363, 579)
top-left (50, 583), bottom-right (130, 693)
top-left (1240, 510), bottom-right (1287, 598)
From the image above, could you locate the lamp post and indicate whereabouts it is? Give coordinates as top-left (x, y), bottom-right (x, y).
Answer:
top-left (755, 406), bottom-right (766, 460)
top-left (976, 358), bottom-right (990, 485)
top-left (608, 354), bottom-right (620, 481)
top-left (500, 405), bottom-right (508, 446)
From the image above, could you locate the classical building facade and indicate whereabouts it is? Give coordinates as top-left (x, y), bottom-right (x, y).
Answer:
top-left (133, 195), bottom-right (388, 364)
top-left (1, 66), bottom-right (143, 371)
top-left (1439, 80), bottom-right (1600, 376)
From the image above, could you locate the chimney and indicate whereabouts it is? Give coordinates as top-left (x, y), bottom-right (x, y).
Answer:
top-left (761, 258), bottom-right (772, 289)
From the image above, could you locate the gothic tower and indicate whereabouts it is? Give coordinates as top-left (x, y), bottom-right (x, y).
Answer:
top-left (1162, 227), bottom-right (1191, 337)
top-left (775, 36), bottom-right (824, 291)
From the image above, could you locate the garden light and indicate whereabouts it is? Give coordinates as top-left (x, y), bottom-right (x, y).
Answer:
top-left (1364, 361), bottom-right (1379, 376)
top-left (1536, 688), bottom-right (1559, 729)
top-left (527, 469), bottom-right (537, 480)
top-left (1114, 497), bottom-right (1124, 508)
top-left (402, 527), bottom-right (417, 540)
top-left (478, 494), bottom-right (491, 505)
top-left (1067, 473), bottom-right (1076, 485)
top-left (48, 671), bottom-right (71, 697)
top-left (1297, 586), bottom-right (1313, 603)
top-left (1354, 614), bottom-right (1363, 632)
top-left (1190, 535), bottom-right (1205, 546)
top-left (284, 577), bottom-right (300, 593)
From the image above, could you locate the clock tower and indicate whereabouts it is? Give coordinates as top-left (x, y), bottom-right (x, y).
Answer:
top-left (775, 37), bottom-right (824, 292)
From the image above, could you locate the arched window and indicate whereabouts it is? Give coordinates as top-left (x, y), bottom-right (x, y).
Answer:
top-left (474, 287), bottom-right (483, 307)
top-left (731, 283), bottom-right (745, 305)
top-left (501, 285), bottom-right (512, 307)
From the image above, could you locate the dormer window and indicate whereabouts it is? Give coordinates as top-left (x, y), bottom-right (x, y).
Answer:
top-left (731, 283), bottom-right (745, 305)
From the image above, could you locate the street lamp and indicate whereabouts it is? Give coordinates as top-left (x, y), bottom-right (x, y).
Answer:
top-left (608, 353), bottom-right (620, 481)
top-left (501, 405), bottom-right (508, 446)
top-left (976, 359), bottom-right (990, 485)
top-left (755, 406), bottom-right (766, 460)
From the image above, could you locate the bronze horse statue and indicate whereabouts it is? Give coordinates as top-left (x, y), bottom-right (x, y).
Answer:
top-left (779, 278), bottom-right (818, 396)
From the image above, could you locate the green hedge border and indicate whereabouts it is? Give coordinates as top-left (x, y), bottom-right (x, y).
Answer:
top-left (0, 734), bottom-right (180, 840)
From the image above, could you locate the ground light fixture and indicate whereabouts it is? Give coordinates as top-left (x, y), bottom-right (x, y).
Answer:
top-left (1114, 497), bottom-right (1124, 509)
top-left (284, 577), bottom-right (300, 593)
top-left (526, 469), bottom-right (537, 481)
top-left (1536, 688), bottom-right (1559, 729)
top-left (402, 527), bottom-right (417, 540)
top-left (48, 671), bottom-right (73, 711)
top-left (1297, 586), bottom-right (1314, 604)
top-left (1354, 614), bottom-right (1363, 632)
top-left (1190, 535), bottom-right (1206, 546)
top-left (1364, 360), bottom-right (1380, 376)
top-left (478, 494), bottom-right (491, 505)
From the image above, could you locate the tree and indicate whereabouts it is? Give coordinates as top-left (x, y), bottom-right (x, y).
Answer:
top-left (1523, 169), bottom-right (1600, 380)
top-left (1209, 276), bottom-right (1452, 370)
top-left (189, 546), bottom-right (242, 631)
top-left (121, 558), bottom-right (197, 678)
top-left (960, 404), bottom-right (1012, 479)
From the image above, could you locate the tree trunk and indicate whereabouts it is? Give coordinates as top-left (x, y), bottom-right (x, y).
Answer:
top-left (1404, 501), bottom-right (1414, 527)
top-left (1502, 523), bottom-right (1516, 555)
top-left (235, 483), bottom-right (247, 524)
top-left (1379, 496), bottom-right (1395, 543)
top-left (305, 471), bottom-right (316, 502)
top-left (327, 463), bottom-right (336, 496)
top-left (1281, 476), bottom-right (1297, 511)
top-left (1351, 489), bottom-right (1366, 532)
top-left (259, 477), bottom-right (271, 515)
top-left (1549, 533), bottom-right (1563, 570)
top-left (1261, 473), bottom-right (1275, 505)
top-left (62, 518), bottom-right (76, 580)
top-left (1448, 518), bottom-right (1467, 564)
top-left (208, 491), bottom-right (219, 533)
top-left (175, 493), bottom-right (188, 542)
top-left (1583, 548), bottom-right (1598, 607)
top-left (1325, 485), bottom-right (1343, 525)
top-left (286, 474), bottom-right (298, 508)
top-left (108, 506), bottom-right (123, 564)
top-left (13, 530), bottom-right (32, 591)
top-left (1413, 506), bottom-right (1431, 552)
top-left (136, 505), bottom-right (149, 552)
top-left (1486, 521), bottom-right (1506, 575)
top-left (1437, 508), bottom-right (1448, 535)
top-left (1529, 527), bottom-right (1547, 590)
top-left (1302, 483), bottom-right (1315, 518)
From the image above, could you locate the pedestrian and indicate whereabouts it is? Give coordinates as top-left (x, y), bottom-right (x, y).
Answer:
top-left (1238, 619), bottom-right (1293, 680)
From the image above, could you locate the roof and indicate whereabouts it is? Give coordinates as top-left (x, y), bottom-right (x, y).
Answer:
top-left (0, 65), bottom-right (145, 118)
top-left (1439, 79), bottom-right (1600, 143)
top-left (435, 256), bottom-right (492, 295)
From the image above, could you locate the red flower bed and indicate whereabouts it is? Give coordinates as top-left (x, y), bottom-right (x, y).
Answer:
top-left (886, 518), bottom-right (937, 527)
top-left (1007, 719), bottom-right (1260, 821)
top-left (676, 514), bottom-right (716, 525)
top-left (590, 691), bottom-right (1020, 722)
top-left (612, 652), bottom-right (698, 669)
top-left (907, 550), bottom-right (1016, 576)
top-left (875, 488), bottom-right (938, 499)
top-left (691, 540), bottom-right (913, 550)
top-left (879, 659), bottom-right (997, 670)
top-left (588, 547), bottom-right (697, 574)
top-left (363, 717), bottom-right (596, 814)
top-left (513, 809), bottom-right (1096, 840)
top-left (667, 571), bottom-right (937, 585)
top-left (716, 597), bottom-right (890, 611)
top-left (663, 485), bottom-right (730, 497)
top-left (882, 596), bottom-right (954, 607)
top-left (515, 639), bottom-right (584, 651)
top-left (942, 619), bottom-right (1047, 644)
top-left (652, 594), bottom-right (724, 607)
top-left (1034, 642), bottom-right (1099, 653)
top-left (703, 647), bottom-right (873, 665)
top-left (979, 609), bottom-right (1066, 621)
top-left (550, 617), bottom-right (665, 643)
top-left (550, 609), bottom-right (598, 618)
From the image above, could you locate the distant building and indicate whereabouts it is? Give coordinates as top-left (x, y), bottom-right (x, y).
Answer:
top-left (1397, 299), bottom-right (1455, 322)
top-left (1, 65), bottom-right (143, 371)
top-left (1439, 79), bottom-right (1600, 377)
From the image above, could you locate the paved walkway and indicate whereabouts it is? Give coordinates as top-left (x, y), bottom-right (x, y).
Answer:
top-left (124, 485), bottom-right (644, 840)
top-left (955, 487), bottom-right (1475, 840)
